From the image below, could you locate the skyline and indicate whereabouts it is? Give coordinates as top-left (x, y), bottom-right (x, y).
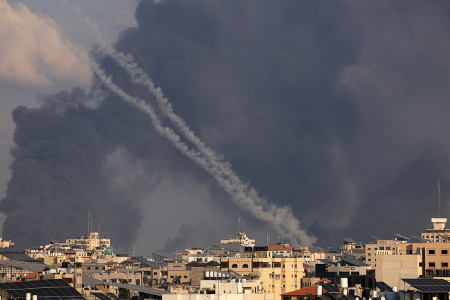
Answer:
top-left (1, 0), bottom-right (450, 254)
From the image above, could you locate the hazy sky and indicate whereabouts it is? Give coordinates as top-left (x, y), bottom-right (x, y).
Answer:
top-left (1, 0), bottom-right (450, 255)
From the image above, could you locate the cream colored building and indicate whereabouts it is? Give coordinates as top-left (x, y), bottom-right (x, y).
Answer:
top-left (221, 232), bottom-right (256, 247)
top-left (220, 250), bottom-right (304, 298)
top-left (374, 240), bottom-right (450, 289)
top-left (0, 238), bottom-right (14, 248)
top-left (65, 232), bottom-right (111, 251)
top-left (365, 239), bottom-right (398, 268)
top-left (421, 218), bottom-right (450, 242)
top-left (376, 254), bottom-right (421, 290)
top-left (291, 247), bottom-right (325, 266)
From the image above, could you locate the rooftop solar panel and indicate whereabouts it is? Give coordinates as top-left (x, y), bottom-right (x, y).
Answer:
top-left (328, 293), bottom-right (352, 300)
top-left (402, 278), bottom-right (450, 292)
top-left (0, 279), bottom-right (85, 300)
top-left (107, 293), bottom-right (121, 300)
top-left (376, 282), bottom-right (392, 292)
top-left (321, 283), bottom-right (341, 293)
top-left (92, 292), bottom-right (113, 300)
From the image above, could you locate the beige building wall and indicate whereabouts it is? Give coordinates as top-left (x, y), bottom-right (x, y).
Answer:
top-left (65, 232), bottom-right (110, 251)
top-left (163, 293), bottom-right (275, 300)
top-left (0, 239), bottom-right (14, 248)
top-left (168, 263), bottom-right (191, 284)
top-left (376, 254), bottom-right (420, 291)
top-left (220, 252), bottom-right (304, 299)
top-left (365, 240), bottom-right (399, 268)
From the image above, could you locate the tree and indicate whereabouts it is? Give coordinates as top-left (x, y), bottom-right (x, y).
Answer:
top-left (306, 293), bottom-right (315, 300)
top-left (119, 280), bottom-right (131, 300)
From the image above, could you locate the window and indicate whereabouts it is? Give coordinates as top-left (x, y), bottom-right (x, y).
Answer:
top-left (87, 267), bottom-right (91, 270)
top-left (386, 247), bottom-right (391, 250)
top-left (368, 248), bottom-right (371, 250)
top-left (184, 276), bottom-right (187, 278)
top-left (379, 247), bottom-right (384, 250)
top-left (442, 249), bottom-right (449, 255)
top-left (429, 262), bottom-right (435, 267)
top-left (170, 276), bottom-right (174, 278)
top-left (283, 275), bottom-right (285, 278)
top-left (368, 259), bottom-right (371, 261)
top-left (154, 272), bottom-right (158, 275)
top-left (419, 263), bottom-right (422, 267)
top-left (221, 262), bottom-right (229, 268)
top-left (443, 263), bottom-right (448, 268)
top-left (95, 267), bottom-right (99, 270)
top-left (242, 264), bottom-right (248, 268)
top-left (429, 249), bottom-right (436, 255)
top-left (272, 262), bottom-right (281, 268)
top-left (232, 264), bottom-right (238, 268)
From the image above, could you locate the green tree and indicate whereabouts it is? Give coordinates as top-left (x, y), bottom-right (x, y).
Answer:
top-left (306, 293), bottom-right (315, 300)
top-left (119, 280), bottom-right (131, 300)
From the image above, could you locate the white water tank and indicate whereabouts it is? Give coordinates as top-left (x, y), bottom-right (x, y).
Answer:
top-left (341, 278), bottom-right (348, 288)
top-left (205, 271), bottom-right (210, 278)
top-left (26, 294), bottom-right (31, 300)
top-left (371, 291), bottom-right (378, 298)
top-left (317, 285), bottom-right (323, 296)
top-left (393, 287), bottom-right (398, 292)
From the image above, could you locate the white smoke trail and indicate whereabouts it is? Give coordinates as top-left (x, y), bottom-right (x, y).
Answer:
top-left (91, 56), bottom-right (317, 246)
top-left (57, 1), bottom-right (316, 245)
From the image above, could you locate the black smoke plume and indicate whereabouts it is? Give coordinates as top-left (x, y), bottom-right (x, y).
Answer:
top-left (3, 0), bottom-right (450, 250)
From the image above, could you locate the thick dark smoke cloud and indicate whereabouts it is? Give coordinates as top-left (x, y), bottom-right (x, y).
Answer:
top-left (3, 0), bottom-right (450, 250)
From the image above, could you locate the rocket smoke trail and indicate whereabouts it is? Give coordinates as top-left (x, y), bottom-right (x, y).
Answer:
top-left (54, 1), bottom-right (316, 245)
top-left (91, 55), bottom-right (317, 246)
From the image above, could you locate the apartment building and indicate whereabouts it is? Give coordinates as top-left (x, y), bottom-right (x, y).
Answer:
top-left (65, 232), bottom-right (111, 251)
top-left (221, 232), bottom-right (256, 247)
top-left (292, 247), bottom-right (326, 266)
top-left (220, 247), bottom-right (304, 298)
top-left (0, 238), bottom-right (14, 248)
top-left (365, 239), bottom-right (398, 268)
top-left (421, 218), bottom-right (450, 242)
top-left (375, 241), bottom-right (450, 289)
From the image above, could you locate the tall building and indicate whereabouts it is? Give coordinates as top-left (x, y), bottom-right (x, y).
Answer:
top-left (65, 232), bottom-right (111, 251)
top-left (220, 247), bottom-right (304, 298)
top-left (421, 218), bottom-right (450, 242)
top-left (221, 232), bottom-right (255, 247)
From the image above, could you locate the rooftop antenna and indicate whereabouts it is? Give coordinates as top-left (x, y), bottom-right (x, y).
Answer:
top-left (239, 209), bottom-right (241, 233)
top-left (87, 209), bottom-right (91, 235)
top-left (438, 179), bottom-right (441, 218)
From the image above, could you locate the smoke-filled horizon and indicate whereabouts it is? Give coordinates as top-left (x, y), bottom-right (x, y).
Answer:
top-left (91, 53), bottom-right (316, 246)
top-left (2, 0), bottom-right (450, 252)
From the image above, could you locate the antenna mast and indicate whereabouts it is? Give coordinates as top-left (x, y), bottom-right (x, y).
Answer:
top-left (87, 210), bottom-right (91, 235)
top-left (438, 179), bottom-right (441, 218)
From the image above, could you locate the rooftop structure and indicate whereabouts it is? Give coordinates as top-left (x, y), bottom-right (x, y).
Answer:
top-left (421, 218), bottom-right (450, 242)
top-left (221, 232), bottom-right (255, 247)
